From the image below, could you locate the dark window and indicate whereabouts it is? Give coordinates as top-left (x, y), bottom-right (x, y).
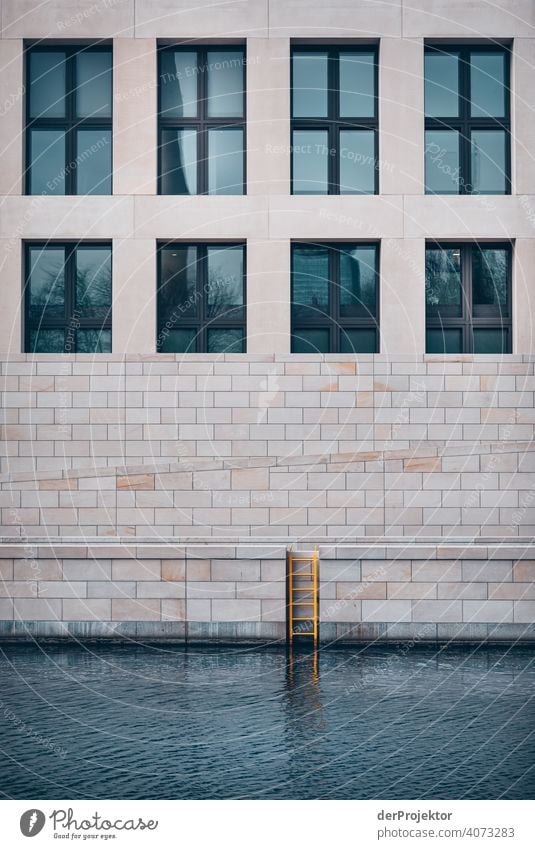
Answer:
top-left (291, 243), bottom-right (379, 352)
top-left (25, 45), bottom-right (112, 195)
top-left (24, 243), bottom-right (112, 353)
top-left (157, 243), bottom-right (246, 352)
top-left (426, 242), bottom-right (511, 353)
top-left (291, 46), bottom-right (378, 195)
top-left (158, 46), bottom-right (246, 195)
top-left (424, 45), bottom-right (510, 194)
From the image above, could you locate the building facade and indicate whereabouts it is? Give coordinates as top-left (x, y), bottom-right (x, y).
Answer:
top-left (0, 0), bottom-right (534, 642)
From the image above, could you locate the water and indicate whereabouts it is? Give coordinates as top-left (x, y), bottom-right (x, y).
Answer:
top-left (0, 643), bottom-right (533, 799)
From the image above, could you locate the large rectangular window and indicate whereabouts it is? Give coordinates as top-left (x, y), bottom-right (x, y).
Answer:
top-left (426, 243), bottom-right (511, 353)
top-left (424, 45), bottom-right (510, 194)
top-left (157, 243), bottom-right (246, 352)
top-left (291, 46), bottom-right (378, 195)
top-left (291, 243), bottom-right (379, 352)
top-left (158, 46), bottom-right (246, 195)
top-left (24, 243), bottom-right (112, 353)
top-left (25, 45), bottom-right (112, 195)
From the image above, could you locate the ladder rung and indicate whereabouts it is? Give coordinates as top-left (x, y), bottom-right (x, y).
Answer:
top-left (292, 617), bottom-right (314, 621)
top-left (290, 572), bottom-right (314, 577)
top-left (291, 602), bottom-right (313, 606)
top-left (292, 632), bottom-right (315, 636)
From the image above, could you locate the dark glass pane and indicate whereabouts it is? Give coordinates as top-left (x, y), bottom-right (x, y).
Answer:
top-left (473, 248), bottom-right (508, 311)
top-left (470, 52), bottom-right (506, 118)
top-left (207, 246), bottom-right (244, 318)
top-left (340, 328), bottom-right (377, 353)
top-left (76, 50), bottom-right (112, 118)
top-left (207, 328), bottom-right (244, 353)
top-left (339, 52), bottom-right (375, 117)
top-left (159, 50), bottom-right (198, 118)
top-left (30, 328), bottom-right (64, 353)
top-left (473, 328), bottom-right (508, 354)
top-left (159, 246), bottom-right (198, 320)
top-left (208, 129), bottom-right (244, 195)
top-left (426, 328), bottom-right (463, 354)
top-left (292, 328), bottom-right (330, 354)
top-left (339, 130), bottom-right (375, 194)
top-left (426, 247), bottom-right (462, 315)
top-left (207, 50), bottom-right (244, 117)
top-left (75, 130), bottom-right (112, 195)
top-left (471, 130), bottom-right (507, 194)
top-left (292, 246), bottom-right (329, 320)
top-left (160, 328), bottom-right (196, 353)
top-left (339, 247), bottom-right (377, 317)
top-left (425, 130), bottom-right (460, 194)
top-left (424, 51), bottom-right (459, 117)
top-left (77, 329), bottom-right (112, 353)
top-left (160, 129), bottom-right (197, 194)
top-left (29, 51), bottom-right (66, 118)
top-left (292, 52), bottom-right (328, 117)
top-left (28, 129), bottom-right (66, 195)
top-left (292, 130), bottom-right (329, 195)
top-left (76, 247), bottom-right (112, 319)
top-left (28, 247), bottom-right (65, 318)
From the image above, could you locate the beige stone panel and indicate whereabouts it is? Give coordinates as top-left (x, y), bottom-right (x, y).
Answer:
top-left (463, 600), bottom-right (513, 623)
top-left (513, 240), bottom-right (535, 354)
top-left (269, 0), bottom-right (402, 37)
top-left (135, 0), bottom-right (268, 37)
top-left (13, 598), bottom-right (61, 620)
top-left (113, 39), bottom-right (157, 195)
top-left (380, 38), bottom-right (424, 195)
top-left (513, 40), bottom-right (535, 194)
top-left (247, 38), bottom-right (290, 196)
top-left (246, 239), bottom-right (290, 354)
top-left (0, 40), bottom-right (23, 195)
top-left (268, 196), bottom-right (404, 240)
top-left (63, 599), bottom-right (111, 621)
top-left (0, 197), bottom-right (134, 239)
top-left (404, 196), bottom-right (535, 239)
top-left (2, 0), bottom-right (135, 37)
top-left (133, 196), bottom-right (268, 239)
top-left (211, 599), bottom-right (261, 621)
top-left (0, 239), bottom-right (22, 354)
top-left (380, 238), bottom-right (425, 356)
top-left (112, 598), bottom-right (160, 620)
top-left (113, 239), bottom-right (156, 354)
top-left (403, 1), bottom-right (535, 37)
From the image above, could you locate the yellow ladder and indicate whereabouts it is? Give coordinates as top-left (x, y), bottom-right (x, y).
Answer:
top-left (287, 546), bottom-right (319, 644)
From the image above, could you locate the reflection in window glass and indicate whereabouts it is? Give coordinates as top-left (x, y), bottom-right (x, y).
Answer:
top-left (339, 247), bottom-right (377, 316)
top-left (292, 328), bottom-right (330, 354)
top-left (159, 246), bottom-right (198, 320)
top-left (339, 130), bottom-right (375, 194)
top-left (470, 52), bottom-right (506, 118)
top-left (424, 52), bottom-right (459, 117)
top-left (473, 328), bottom-right (508, 354)
top-left (160, 129), bottom-right (197, 194)
top-left (471, 130), bottom-right (507, 194)
top-left (207, 328), bottom-right (244, 353)
top-left (77, 328), bottom-right (112, 353)
top-left (28, 247), bottom-right (65, 317)
top-left (29, 51), bottom-right (66, 118)
top-left (339, 52), bottom-right (375, 117)
top-left (292, 130), bottom-right (329, 194)
top-left (160, 328), bottom-right (196, 353)
top-left (159, 51), bottom-right (198, 118)
top-left (208, 129), bottom-right (243, 194)
top-left (30, 328), bottom-right (65, 353)
top-left (425, 247), bottom-right (462, 314)
top-left (75, 130), bottom-right (112, 194)
top-left (76, 248), bottom-right (112, 319)
top-left (28, 129), bottom-right (66, 195)
top-left (472, 248), bottom-right (508, 308)
top-left (207, 246), bottom-right (244, 318)
top-left (292, 247), bottom-right (329, 319)
top-left (292, 52), bottom-right (328, 117)
top-left (426, 328), bottom-right (463, 354)
top-left (76, 51), bottom-right (112, 117)
top-left (340, 328), bottom-right (376, 353)
top-left (425, 130), bottom-right (460, 194)
top-left (207, 50), bottom-right (244, 117)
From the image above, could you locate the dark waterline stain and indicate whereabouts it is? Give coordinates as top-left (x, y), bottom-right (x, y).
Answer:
top-left (0, 642), bottom-right (533, 800)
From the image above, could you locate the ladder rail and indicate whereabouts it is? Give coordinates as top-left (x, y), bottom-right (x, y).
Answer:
top-left (287, 545), bottom-right (319, 646)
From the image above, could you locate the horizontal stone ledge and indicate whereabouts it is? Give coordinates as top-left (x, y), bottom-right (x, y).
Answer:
top-left (0, 620), bottom-right (533, 644)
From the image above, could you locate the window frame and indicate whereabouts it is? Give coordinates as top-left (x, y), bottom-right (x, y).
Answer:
top-left (290, 44), bottom-right (379, 195)
top-left (23, 240), bottom-right (113, 353)
top-left (424, 43), bottom-right (511, 195)
top-left (157, 241), bottom-right (247, 353)
top-left (157, 44), bottom-right (247, 196)
top-left (24, 42), bottom-right (113, 196)
top-left (425, 241), bottom-right (512, 353)
top-left (291, 241), bottom-right (380, 353)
